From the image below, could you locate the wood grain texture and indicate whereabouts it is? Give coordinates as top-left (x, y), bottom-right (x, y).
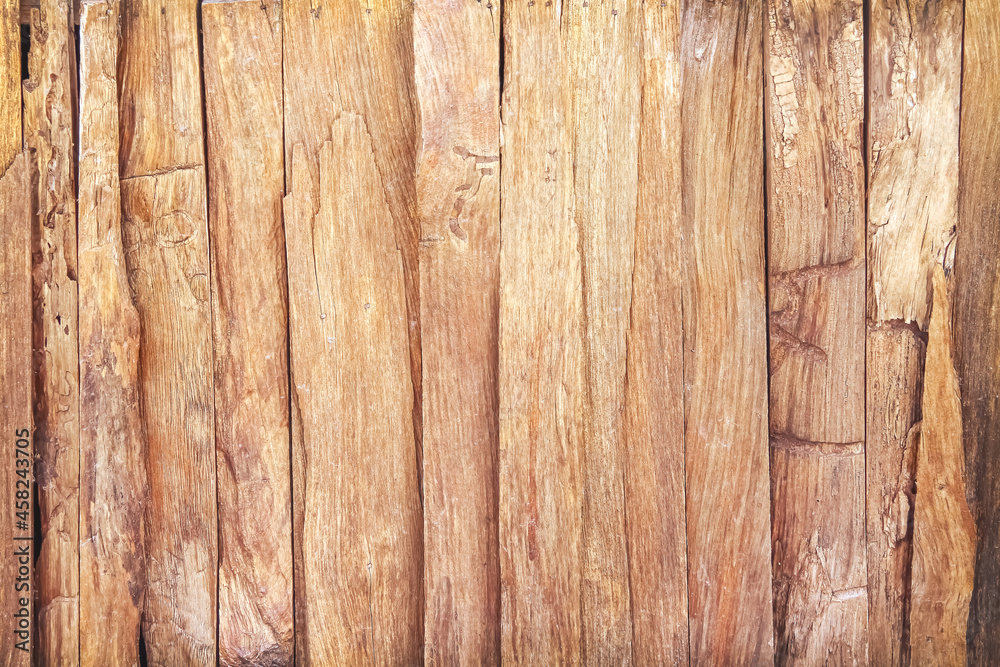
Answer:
top-left (202, 2), bottom-right (293, 665)
top-left (765, 1), bottom-right (867, 662)
top-left (680, 2), bottom-right (773, 662)
top-left (955, 2), bottom-right (1000, 661)
top-left (78, 2), bottom-right (147, 664)
top-left (414, 1), bottom-right (500, 664)
top-left (866, 2), bottom-right (963, 663)
top-left (284, 129), bottom-right (423, 666)
top-left (118, 1), bottom-right (217, 663)
top-left (0, 0), bottom-right (16, 171)
top-left (910, 266), bottom-right (975, 666)
top-left (624, 1), bottom-right (688, 663)
top-left (22, 3), bottom-right (80, 663)
top-left (0, 153), bottom-right (32, 667)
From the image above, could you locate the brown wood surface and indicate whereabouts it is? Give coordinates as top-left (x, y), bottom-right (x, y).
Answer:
top-left (78, 2), bottom-right (147, 664)
top-left (867, 2), bottom-right (965, 663)
top-left (414, 1), bottom-right (500, 664)
top-left (23, 2), bottom-right (80, 663)
top-left (118, 0), bottom-right (217, 662)
top-left (624, 1), bottom-right (689, 663)
top-left (681, 2), bottom-right (773, 662)
top-left (766, 1), bottom-right (867, 662)
top-left (202, 2), bottom-right (293, 665)
top-left (955, 1), bottom-right (1000, 661)
top-left (0, 0), bottom-right (17, 169)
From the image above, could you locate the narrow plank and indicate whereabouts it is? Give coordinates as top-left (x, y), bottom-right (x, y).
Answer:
top-left (0, 153), bottom-right (31, 666)
top-left (624, 1), bottom-right (688, 664)
top-left (0, 0), bottom-right (16, 168)
top-left (909, 266), bottom-right (976, 665)
top-left (680, 1), bottom-right (773, 662)
top-left (78, 2), bottom-right (147, 664)
top-left (22, 3), bottom-right (80, 663)
top-left (764, 1), bottom-right (867, 661)
top-left (954, 2), bottom-right (1000, 660)
top-left (118, 1), bottom-right (216, 662)
top-left (414, 1), bottom-right (500, 664)
top-left (202, 2), bottom-right (293, 665)
top-left (866, 2), bottom-right (964, 663)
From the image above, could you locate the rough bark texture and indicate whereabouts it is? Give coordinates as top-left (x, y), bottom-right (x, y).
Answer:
top-left (955, 2), bottom-right (1000, 661)
top-left (78, 2), bottom-right (147, 665)
top-left (866, 2), bottom-right (964, 664)
top-left (22, 3), bottom-right (80, 663)
top-left (202, 2), bottom-right (293, 665)
top-left (624, 1), bottom-right (689, 664)
top-left (765, 1), bottom-right (867, 663)
top-left (118, 1), bottom-right (217, 663)
top-left (415, 1), bottom-right (500, 664)
top-left (680, 1), bottom-right (773, 663)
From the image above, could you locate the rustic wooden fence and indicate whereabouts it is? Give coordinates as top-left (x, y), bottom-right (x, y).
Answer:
top-left (1, 0), bottom-right (998, 665)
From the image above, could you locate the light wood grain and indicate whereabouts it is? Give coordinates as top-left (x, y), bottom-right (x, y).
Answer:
top-left (118, 1), bottom-right (217, 663)
top-left (624, 1), bottom-right (689, 663)
top-left (202, 2), bottom-right (293, 665)
top-left (955, 1), bottom-right (1000, 660)
top-left (680, 2), bottom-right (773, 662)
top-left (0, 0), bottom-right (17, 170)
top-left (765, 1), bottom-right (867, 662)
top-left (414, 1), bottom-right (500, 664)
top-left (78, 2), bottom-right (147, 664)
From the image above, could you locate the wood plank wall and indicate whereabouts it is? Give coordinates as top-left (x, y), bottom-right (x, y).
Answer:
top-left (2, 0), bottom-right (999, 664)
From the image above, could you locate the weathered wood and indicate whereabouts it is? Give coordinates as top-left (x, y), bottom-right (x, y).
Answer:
top-left (623, 1), bottom-right (688, 663)
top-left (78, 2), bottom-right (147, 664)
top-left (765, 1), bottom-right (866, 662)
top-left (909, 266), bottom-right (975, 665)
top-left (414, 1), bottom-right (500, 664)
top-left (679, 2), bottom-right (772, 663)
top-left (867, 2), bottom-right (964, 663)
top-left (0, 0), bottom-right (17, 170)
top-left (22, 2), bottom-right (80, 663)
top-left (202, 2), bottom-right (293, 665)
top-left (955, 2), bottom-right (1000, 661)
top-left (118, 0), bottom-right (216, 662)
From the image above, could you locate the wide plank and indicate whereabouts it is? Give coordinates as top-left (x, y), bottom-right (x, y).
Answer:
top-left (202, 2), bottom-right (293, 665)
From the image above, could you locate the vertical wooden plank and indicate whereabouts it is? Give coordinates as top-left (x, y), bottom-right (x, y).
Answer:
top-left (282, 3), bottom-right (424, 663)
top-left (0, 0), bottom-right (17, 170)
top-left (414, 1), bottom-right (500, 664)
top-left (955, 2), bottom-right (1000, 661)
top-left (681, 1), bottom-right (773, 662)
top-left (499, 1), bottom-right (581, 662)
top-left (78, 2), bottom-right (147, 664)
top-left (202, 2), bottom-right (293, 665)
top-left (624, 1), bottom-right (688, 664)
top-left (765, 1), bottom-right (867, 662)
top-left (22, 2), bottom-right (80, 663)
top-left (118, 0), bottom-right (216, 663)
top-left (866, 2), bottom-right (964, 664)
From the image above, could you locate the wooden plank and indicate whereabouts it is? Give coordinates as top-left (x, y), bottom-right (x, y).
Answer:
top-left (282, 4), bottom-right (423, 662)
top-left (765, 1), bottom-right (867, 662)
top-left (866, 2), bottom-right (964, 663)
top-left (118, 0), bottom-right (216, 663)
top-left (955, 2), bottom-right (1000, 661)
top-left (414, 1), bottom-right (500, 664)
top-left (202, 2), bottom-right (293, 665)
top-left (1, 0), bottom-right (17, 170)
top-left (680, 1), bottom-right (773, 662)
top-left (22, 2), bottom-right (80, 663)
top-left (78, 2), bottom-right (147, 664)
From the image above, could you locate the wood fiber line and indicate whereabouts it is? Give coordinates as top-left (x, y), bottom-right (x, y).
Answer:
top-left (202, 2), bottom-right (293, 665)
top-left (624, 1), bottom-right (689, 664)
top-left (23, 2), bottom-right (80, 663)
top-left (765, 0), bottom-right (867, 662)
top-left (866, 2), bottom-right (965, 664)
top-left (680, 1), bottom-right (773, 663)
top-left (118, 0), bottom-right (217, 663)
top-left (414, 0), bottom-right (500, 664)
top-left (0, 0), bottom-right (17, 170)
top-left (955, 2), bottom-right (1000, 661)
top-left (78, 2), bottom-right (147, 665)
top-left (499, 1), bottom-right (640, 662)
